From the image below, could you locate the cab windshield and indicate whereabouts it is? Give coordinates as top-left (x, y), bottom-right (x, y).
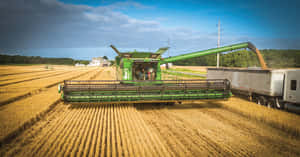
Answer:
top-left (132, 62), bottom-right (157, 80)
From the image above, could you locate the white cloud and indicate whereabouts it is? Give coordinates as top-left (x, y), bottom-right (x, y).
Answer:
top-left (1, 0), bottom-right (297, 60)
top-left (84, 12), bottom-right (110, 22)
top-left (0, 0), bottom-right (189, 49)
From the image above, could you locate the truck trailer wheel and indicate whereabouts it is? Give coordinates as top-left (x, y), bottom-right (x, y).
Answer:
top-left (267, 100), bottom-right (275, 108)
top-left (256, 96), bottom-right (267, 106)
top-left (256, 98), bottom-right (261, 105)
top-left (275, 98), bottom-right (284, 109)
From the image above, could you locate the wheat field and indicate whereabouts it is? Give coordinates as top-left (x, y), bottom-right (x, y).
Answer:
top-left (0, 65), bottom-right (300, 157)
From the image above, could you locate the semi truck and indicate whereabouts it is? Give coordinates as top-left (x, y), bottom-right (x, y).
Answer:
top-left (207, 68), bottom-right (300, 113)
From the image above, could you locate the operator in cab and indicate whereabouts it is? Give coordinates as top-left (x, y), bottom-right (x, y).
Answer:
top-left (148, 67), bottom-right (155, 80)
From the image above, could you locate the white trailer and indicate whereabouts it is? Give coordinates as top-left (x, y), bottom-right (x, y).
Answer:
top-left (207, 68), bottom-right (300, 113)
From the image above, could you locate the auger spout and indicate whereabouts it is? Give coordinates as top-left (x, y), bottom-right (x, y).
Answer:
top-left (155, 47), bottom-right (169, 56)
top-left (162, 42), bottom-right (268, 69)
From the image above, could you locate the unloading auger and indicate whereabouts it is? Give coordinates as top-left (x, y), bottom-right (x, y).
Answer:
top-left (58, 42), bottom-right (267, 104)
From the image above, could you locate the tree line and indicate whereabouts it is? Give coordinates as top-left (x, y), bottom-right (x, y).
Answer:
top-left (173, 49), bottom-right (300, 68)
top-left (1, 49), bottom-right (299, 68)
top-left (0, 54), bottom-right (89, 65)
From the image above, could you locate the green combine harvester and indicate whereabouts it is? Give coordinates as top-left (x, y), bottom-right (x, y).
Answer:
top-left (58, 42), bottom-right (267, 104)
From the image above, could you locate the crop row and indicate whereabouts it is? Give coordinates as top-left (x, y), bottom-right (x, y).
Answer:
top-left (0, 68), bottom-right (102, 141)
top-left (1, 103), bottom-right (172, 157)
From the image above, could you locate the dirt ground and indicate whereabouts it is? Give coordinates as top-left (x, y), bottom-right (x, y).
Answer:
top-left (0, 66), bottom-right (300, 157)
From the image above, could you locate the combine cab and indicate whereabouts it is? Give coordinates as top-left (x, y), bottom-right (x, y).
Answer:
top-left (59, 42), bottom-right (267, 104)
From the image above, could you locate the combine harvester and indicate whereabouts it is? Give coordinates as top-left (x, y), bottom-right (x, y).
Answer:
top-left (58, 42), bottom-right (267, 104)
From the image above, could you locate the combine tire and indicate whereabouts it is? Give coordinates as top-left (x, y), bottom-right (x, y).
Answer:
top-left (166, 102), bottom-right (175, 106)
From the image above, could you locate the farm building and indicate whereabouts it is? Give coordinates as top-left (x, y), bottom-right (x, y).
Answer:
top-left (75, 63), bottom-right (85, 67)
top-left (88, 57), bottom-right (111, 67)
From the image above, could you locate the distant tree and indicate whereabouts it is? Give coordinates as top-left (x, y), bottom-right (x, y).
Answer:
top-left (78, 60), bottom-right (90, 65)
top-left (0, 54), bottom-right (89, 65)
top-left (110, 60), bottom-right (115, 65)
top-left (103, 56), bottom-right (108, 60)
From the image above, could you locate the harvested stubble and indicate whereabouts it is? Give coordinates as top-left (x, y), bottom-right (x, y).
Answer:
top-left (219, 97), bottom-right (300, 137)
top-left (1, 66), bottom-right (300, 157)
top-left (0, 70), bottom-right (71, 86)
top-left (0, 70), bottom-right (61, 82)
top-left (0, 103), bottom-right (172, 157)
top-left (0, 68), bottom-right (102, 141)
top-left (0, 65), bottom-right (46, 75)
top-left (2, 100), bottom-right (300, 157)
top-left (138, 101), bottom-right (300, 156)
top-left (0, 68), bottom-right (96, 105)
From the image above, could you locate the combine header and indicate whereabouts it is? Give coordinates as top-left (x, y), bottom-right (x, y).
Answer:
top-left (59, 42), bottom-right (267, 104)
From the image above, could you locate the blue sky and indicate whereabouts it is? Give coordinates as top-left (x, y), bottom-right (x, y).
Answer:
top-left (0, 0), bottom-right (299, 60)
top-left (59, 0), bottom-right (300, 38)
